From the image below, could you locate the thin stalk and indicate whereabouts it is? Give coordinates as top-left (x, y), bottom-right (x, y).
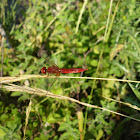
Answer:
top-left (75, 0), bottom-right (88, 34)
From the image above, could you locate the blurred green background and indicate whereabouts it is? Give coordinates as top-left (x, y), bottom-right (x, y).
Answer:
top-left (0, 0), bottom-right (140, 139)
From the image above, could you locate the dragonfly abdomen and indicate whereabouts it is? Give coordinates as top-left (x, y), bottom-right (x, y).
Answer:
top-left (60, 68), bottom-right (88, 74)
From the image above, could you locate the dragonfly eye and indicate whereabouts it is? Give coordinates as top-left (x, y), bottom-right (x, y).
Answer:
top-left (41, 67), bottom-right (47, 74)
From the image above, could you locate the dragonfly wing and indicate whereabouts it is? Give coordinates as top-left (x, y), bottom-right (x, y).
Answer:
top-left (47, 74), bottom-right (59, 92)
top-left (36, 50), bottom-right (59, 69)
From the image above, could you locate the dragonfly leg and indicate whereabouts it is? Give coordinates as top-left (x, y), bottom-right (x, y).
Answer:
top-left (56, 72), bottom-right (60, 76)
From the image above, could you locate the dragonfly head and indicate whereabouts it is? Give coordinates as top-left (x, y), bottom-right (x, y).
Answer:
top-left (41, 67), bottom-right (47, 74)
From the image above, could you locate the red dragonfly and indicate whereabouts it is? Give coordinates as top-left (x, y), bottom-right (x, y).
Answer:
top-left (41, 66), bottom-right (88, 76)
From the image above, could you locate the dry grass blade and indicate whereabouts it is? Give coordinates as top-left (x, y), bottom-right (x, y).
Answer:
top-left (23, 99), bottom-right (32, 140)
top-left (3, 83), bottom-right (140, 122)
top-left (103, 96), bottom-right (140, 111)
top-left (75, 0), bottom-right (88, 34)
top-left (0, 75), bottom-right (51, 83)
top-left (0, 75), bottom-right (140, 84)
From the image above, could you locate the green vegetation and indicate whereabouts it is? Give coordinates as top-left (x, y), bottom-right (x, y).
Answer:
top-left (0, 0), bottom-right (140, 139)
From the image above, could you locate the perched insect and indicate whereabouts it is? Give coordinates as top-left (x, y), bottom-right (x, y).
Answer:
top-left (41, 66), bottom-right (88, 75)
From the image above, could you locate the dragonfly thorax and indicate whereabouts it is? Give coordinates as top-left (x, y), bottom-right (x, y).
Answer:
top-left (46, 65), bottom-right (60, 75)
